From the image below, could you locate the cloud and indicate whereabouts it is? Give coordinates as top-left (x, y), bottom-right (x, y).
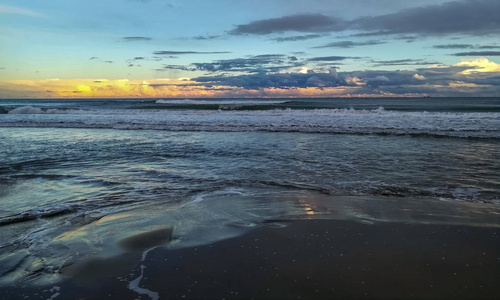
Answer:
top-left (193, 72), bottom-right (339, 89)
top-left (184, 57), bottom-right (500, 96)
top-left (352, 0), bottom-right (500, 35)
top-left (190, 54), bottom-right (301, 73)
top-left (308, 56), bottom-right (354, 62)
top-left (345, 77), bottom-right (366, 86)
top-left (0, 4), bottom-right (45, 18)
top-left (348, 31), bottom-right (393, 37)
top-left (478, 45), bottom-right (500, 49)
top-left (154, 51), bottom-right (231, 55)
top-left (371, 59), bottom-right (440, 67)
top-left (433, 44), bottom-right (474, 49)
top-left (122, 37), bottom-right (152, 41)
top-left (231, 0), bottom-right (500, 36)
top-left (313, 40), bottom-right (386, 48)
top-left (159, 54), bottom-right (301, 73)
top-left (455, 58), bottom-right (500, 73)
top-left (368, 75), bottom-right (391, 83)
top-left (230, 14), bottom-right (344, 35)
top-left (272, 34), bottom-right (323, 42)
top-left (452, 51), bottom-right (500, 56)
top-left (434, 44), bottom-right (500, 50)
top-left (162, 65), bottom-right (194, 71)
top-left (413, 74), bottom-right (426, 80)
top-left (192, 35), bottom-right (222, 40)
top-left (3, 58), bottom-right (499, 98)
top-left (89, 57), bottom-right (113, 64)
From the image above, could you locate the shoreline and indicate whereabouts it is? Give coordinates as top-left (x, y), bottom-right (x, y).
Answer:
top-left (3, 218), bottom-right (499, 299)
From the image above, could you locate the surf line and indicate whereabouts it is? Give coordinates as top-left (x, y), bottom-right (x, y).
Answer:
top-left (128, 247), bottom-right (159, 300)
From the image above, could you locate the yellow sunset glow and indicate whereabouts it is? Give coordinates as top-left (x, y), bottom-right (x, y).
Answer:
top-left (455, 58), bottom-right (500, 74)
top-left (0, 78), bottom-right (367, 99)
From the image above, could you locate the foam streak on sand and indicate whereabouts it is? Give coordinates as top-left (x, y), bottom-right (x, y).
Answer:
top-left (128, 265), bottom-right (159, 300)
top-left (129, 247), bottom-right (160, 300)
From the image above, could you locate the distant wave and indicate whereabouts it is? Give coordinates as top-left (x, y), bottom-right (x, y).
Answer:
top-left (8, 106), bottom-right (82, 114)
top-left (156, 99), bottom-right (290, 105)
top-left (1, 107), bottom-right (499, 138)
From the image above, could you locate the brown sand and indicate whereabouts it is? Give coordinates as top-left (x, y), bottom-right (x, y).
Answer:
top-left (2, 219), bottom-right (499, 299)
top-left (118, 226), bottom-right (173, 251)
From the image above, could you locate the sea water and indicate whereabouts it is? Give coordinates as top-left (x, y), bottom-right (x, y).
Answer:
top-left (0, 97), bottom-right (499, 286)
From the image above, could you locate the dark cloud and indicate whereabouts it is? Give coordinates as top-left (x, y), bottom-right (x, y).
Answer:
top-left (352, 0), bottom-right (500, 35)
top-left (230, 14), bottom-right (344, 35)
top-left (190, 69), bottom-right (426, 90)
top-left (186, 62), bottom-right (499, 96)
top-left (273, 34), bottom-right (322, 42)
top-left (434, 44), bottom-right (500, 50)
top-left (127, 56), bottom-right (176, 65)
top-left (347, 32), bottom-right (417, 42)
top-left (193, 72), bottom-right (338, 89)
top-left (122, 36), bottom-right (152, 41)
top-left (308, 56), bottom-right (355, 62)
top-left (398, 35), bottom-right (418, 42)
top-left (191, 54), bottom-right (301, 73)
top-left (452, 51), bottom-right (500, 56)
top-left (478, 45), bottom-right (500, 49)
top-left (371, 59), bottom-right (440, 67)
top-left (154, 51), bottom-right (231, 55)
top-left (192, 35), bottom-right (221, 40)
top-left (89, 57), bottom-right (113, 63)
top-left (159, 54), bottom-right (303, 73)
top-left (313, 40), bottom-right (386, 48)
top-left (162, 64), bottom-right (195, 71)
top-left (231, 0), bottom-right (500, 36)
top-left (348, 31), bottom-right (393, 37)
top-left (433, 44), bottom-right (474, 49)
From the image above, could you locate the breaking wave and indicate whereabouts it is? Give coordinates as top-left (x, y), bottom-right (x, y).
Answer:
top-left (8, 106), bottom-right (82, 114)
top-left (155, 99), bottom-right (290, 105)
top-left (1, 107), bottom-right (499, 138)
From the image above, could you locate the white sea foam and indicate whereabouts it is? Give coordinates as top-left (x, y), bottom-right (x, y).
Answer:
top-left (180, 188), bottom-right (246, 208)
top-left (8, 106), bottom-right (80, 114)
top-left (1, 107), bottom-right (499, 138)
top-left (128, 265), bottom-right (159, 300)
top-left (156, 99), bottom-right (289, 105)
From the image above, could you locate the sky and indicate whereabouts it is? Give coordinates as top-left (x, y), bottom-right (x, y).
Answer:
top-left (0, 0), bottom-right (499, 98)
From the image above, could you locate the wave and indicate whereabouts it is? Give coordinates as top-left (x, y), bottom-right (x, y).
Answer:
top-left (1, 107), bottom-right (499, 138)
top-left (0, 206), bottom-right (78, 226)
top-left (155, 99), bottom-right (290, 105)
top-left (8, 106), bottom-right (82, 115)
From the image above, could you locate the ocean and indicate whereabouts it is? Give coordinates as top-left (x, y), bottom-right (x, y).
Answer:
top-left (0, 97), bottom-right (499, 289)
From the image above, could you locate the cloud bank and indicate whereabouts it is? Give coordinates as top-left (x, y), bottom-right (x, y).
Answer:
top-left (231, 0), bottom-right (500, 36)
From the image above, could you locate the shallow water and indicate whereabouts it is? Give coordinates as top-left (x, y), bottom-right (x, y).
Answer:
top-left (0, 97), bottom-right (499, 287)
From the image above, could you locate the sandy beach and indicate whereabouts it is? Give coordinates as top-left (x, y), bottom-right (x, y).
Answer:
top-left (3, 218), bottom-right (499, 300)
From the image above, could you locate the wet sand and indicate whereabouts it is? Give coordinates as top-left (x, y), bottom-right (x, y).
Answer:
top-left (2, 219), bottom-right (500, 299)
